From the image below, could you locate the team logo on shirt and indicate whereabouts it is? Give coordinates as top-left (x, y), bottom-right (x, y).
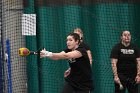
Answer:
top-left (121, 49), bottom-right (134, 54)
top-left (68, 58), bottom-right (76, 63)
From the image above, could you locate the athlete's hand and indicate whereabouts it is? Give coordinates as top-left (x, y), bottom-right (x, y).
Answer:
top-left (64, 68), bottom-right (71, 77)
top-left (40, 49), bottom-right (47, 58)
top-left (135, 75), bottom-right (140, 84)
top-left (114, 75), bottom-right (121, 84)
top-left (40, 48), bottom-right (52, 58)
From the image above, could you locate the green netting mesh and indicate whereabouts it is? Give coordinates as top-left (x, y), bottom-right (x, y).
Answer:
top-left (1, 0), bottom-right (140, 93)
top-left (24, 2), bottom-right (140, 93)
top-left (24, 0), bottom-right (39, 93)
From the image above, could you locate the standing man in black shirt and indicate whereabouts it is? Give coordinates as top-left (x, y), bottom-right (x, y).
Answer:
top-left (110, 30), bottom-right (140, 93)
top-left (40, 33), bottom-right (93, 93)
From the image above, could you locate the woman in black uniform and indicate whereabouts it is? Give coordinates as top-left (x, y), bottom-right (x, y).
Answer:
top-left (40, 33), bottom-right (93, 93)
top-left (64, 28), bottom-right (93, 78)
top-left (110, 30), bottom-right (140, 93)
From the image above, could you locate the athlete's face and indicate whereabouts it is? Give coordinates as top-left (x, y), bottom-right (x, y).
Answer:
top-left (66, 35), bottom-right (79, 50)
top-left (121, 31), bottom-right (131, 43)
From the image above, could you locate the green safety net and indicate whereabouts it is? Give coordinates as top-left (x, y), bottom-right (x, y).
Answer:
top-left (24, 0), bottom-right (39, 93)
top-left (23, 0), bottom-right (140, 93)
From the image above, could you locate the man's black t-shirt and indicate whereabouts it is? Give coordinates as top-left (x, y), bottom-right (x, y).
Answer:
top-left (110, 43), bottom-right (140, 75)
top-left (64, 46), bottom-right (93, 90)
